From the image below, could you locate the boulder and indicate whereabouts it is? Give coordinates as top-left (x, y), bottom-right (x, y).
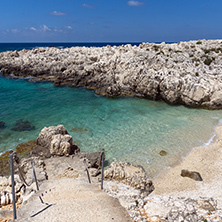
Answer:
top-left (181, 169), bottom-right (203, 181)
top-left (35, 125), bottom-right (79, 157)
top-left (80, 151), bottom-right (105, 169)
top-left (104, 162), bottom-right (154, 193)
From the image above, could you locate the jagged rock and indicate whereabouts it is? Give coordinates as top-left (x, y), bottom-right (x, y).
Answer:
top-left (0, 151), bottom-right (13, 176)
top-left (15, 140), bottom-right (37, 159)
top-left (1, 39), bottom-right (222, 108)
top-left (181, 169), bottom-right (203, 181)
top-left (104, 162), bottom-right (154, 193)
top-left (80, 151), bottom-right (105, 169)
top-left (34, 125), bottom-right (80, 157)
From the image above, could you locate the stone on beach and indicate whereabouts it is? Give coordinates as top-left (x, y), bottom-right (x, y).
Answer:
top-left (180, 169), bottom-right (203, 181)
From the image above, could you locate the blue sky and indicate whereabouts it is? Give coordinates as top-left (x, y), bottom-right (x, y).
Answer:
top-left (0, 0), bottom-right (222, 42)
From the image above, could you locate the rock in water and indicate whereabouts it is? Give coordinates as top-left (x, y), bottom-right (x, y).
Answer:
top-left (104, 162), bottom-right (154, 193)
top-left (181, 169), bottom-right (203, 181)
top-left (0, 121), bottom-right (6, 130)
top-left (159, 150), bottom-right (167, 156)
top-left (11, 119), bottom-right (35, 131)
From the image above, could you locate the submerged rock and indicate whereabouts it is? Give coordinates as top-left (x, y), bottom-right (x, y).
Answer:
top-left (0, 121), bottom-right (6, 130)
top-left (104, 162), bottom-right (154, 194)
top-left (0, 132), bottom-right (11, 142)
top-left (159, 150), bottom-right (167, 156)
top-left (71, 127), bottom-right (90, 133)
top-left (11, 119), bottom-right (35, 132)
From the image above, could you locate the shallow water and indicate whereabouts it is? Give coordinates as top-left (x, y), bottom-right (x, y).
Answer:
top-left (0, 75), bottom-right (222, 178)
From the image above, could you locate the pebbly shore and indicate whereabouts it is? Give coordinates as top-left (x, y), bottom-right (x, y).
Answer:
top-left (0, 39), bottom-right (222, 109)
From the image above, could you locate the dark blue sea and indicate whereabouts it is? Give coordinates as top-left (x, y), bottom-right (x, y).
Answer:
top-left (0, 42), bottom-right (221, 177)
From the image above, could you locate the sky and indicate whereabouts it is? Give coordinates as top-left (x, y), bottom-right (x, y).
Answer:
top-left (0, 0), bottom-right (222, 43)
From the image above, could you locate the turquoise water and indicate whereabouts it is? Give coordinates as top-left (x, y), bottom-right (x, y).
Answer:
top-left (1, 74), bottom-right (222, 177)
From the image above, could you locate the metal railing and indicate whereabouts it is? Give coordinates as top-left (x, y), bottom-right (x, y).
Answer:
top-left (10, 152), bottom-right (39, 220)
top-left (83, 150), bottom-right (105, 190)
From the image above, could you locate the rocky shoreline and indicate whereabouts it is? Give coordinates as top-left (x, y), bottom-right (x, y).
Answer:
top-left (0, 125), bottom-right (154, 221)
top-left (0, 39), bottom-right (222, 108)
top-left (1, 124), bottom-right (222, 221)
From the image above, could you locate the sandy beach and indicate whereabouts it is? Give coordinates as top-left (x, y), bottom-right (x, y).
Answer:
top-left (152, 123), bottom-right (222, 195)
top-left (139, 123), bottom-right (222, 221)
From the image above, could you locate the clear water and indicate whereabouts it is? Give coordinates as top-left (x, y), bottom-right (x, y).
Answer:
top-left (0, 42), bottom-right (222, 178)
top-left (1, 75), bottom-right (222, 178)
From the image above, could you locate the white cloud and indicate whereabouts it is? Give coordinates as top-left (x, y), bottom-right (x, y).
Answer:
top-left (11, 29), bottom-right (19, 33)
top-left (127, 1), bottom-right (144, 6)
top-left (65, 26), bottom-right (72, 30)
top-left (30, 27), bottom-right (37, 31)
top-left (82, 3), bottom-right (94, 8)
top-left (41, 24), bottom-right (51, 32)
top-left (50, 11), bottom-right (66, 16)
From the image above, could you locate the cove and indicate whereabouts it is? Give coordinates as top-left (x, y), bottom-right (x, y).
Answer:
top-left (0, 74), bottom-right (222, 178)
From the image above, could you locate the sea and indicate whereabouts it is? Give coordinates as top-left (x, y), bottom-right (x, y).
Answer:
top-left (0, 42), bottom-right (222, 178)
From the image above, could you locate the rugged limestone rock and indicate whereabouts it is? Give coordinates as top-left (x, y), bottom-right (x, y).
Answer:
top-left (181, 169), bottom-right (203, 181)
top-left (80, 151), bottom-right (105, 169)
top-left (104, 162), bottom-right (154, 193)
top-left (0, 40), bottom-right (222, 108)
top-left (33, 125), bottom-right (79, 157)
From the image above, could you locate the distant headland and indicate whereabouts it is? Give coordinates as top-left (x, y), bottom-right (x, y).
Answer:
top-left (0, 39), bottom-right (222, 109)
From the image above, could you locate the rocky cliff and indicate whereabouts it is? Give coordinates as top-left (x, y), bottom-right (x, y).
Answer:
top-left (0, 39), bottom-right (222, 108)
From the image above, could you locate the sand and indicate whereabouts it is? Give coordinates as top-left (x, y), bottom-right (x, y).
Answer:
top-left (151, 123), bottom-right (222, 197)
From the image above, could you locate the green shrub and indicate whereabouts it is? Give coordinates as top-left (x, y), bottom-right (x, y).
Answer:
top-left (153, 45), bottom-right (159, 51)
top-left (192, 57), bottom-right (200, 62)
top-left (204, 57), bottom-right (213, 65)
top-left (196, 41), bottom-right (202, 45)
top-left (175, 50), bottom-right (183, 53)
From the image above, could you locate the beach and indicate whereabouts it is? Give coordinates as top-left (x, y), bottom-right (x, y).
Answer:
top-left (140, 123), bottom-right (222, 221)
top-left (1, 124), bottom-right (222, 221)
